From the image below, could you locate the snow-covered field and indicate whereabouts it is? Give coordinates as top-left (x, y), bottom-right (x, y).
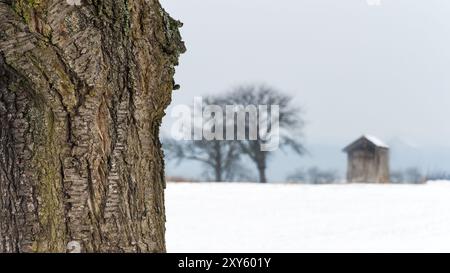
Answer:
top-left (166, 181), bottom-right (450, 253)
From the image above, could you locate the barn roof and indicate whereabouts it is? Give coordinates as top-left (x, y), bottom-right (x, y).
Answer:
top-left (343, 135), bottom-right (389, 152)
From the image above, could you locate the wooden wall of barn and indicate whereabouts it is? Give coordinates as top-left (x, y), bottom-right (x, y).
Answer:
top-left (347, 147), bottom-right (390, 183)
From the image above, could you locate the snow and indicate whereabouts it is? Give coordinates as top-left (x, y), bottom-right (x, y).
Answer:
top-left (363, 134), bottom-right (389, 148)
top-left (166, 181), bottom-right (450, 253)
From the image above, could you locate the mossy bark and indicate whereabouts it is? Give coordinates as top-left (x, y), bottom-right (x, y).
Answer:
top-left (0, 0), bottom-right (185, 253)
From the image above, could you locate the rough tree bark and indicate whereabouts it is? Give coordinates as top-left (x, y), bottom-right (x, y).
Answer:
top-left (0, 0), bottom-right (185, 253)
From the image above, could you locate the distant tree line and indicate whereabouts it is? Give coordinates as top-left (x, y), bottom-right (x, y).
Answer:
top-left (390, 168), bottom-right (450, 184)
top-left (424, 170), bottom-right (450, 181)
top-left (287, 166), bottom-right (431, 185)
top-left (286, 167), bottom-right (341, 184)
top-left (390, 167), bottom-right (425, 184)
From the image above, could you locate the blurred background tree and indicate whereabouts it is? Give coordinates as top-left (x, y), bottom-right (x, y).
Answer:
top-left (224, 85), bottom-right (306, 183)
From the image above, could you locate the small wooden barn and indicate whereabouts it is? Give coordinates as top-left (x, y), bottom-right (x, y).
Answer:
top-left (343, 135), bottom-right (390, 183)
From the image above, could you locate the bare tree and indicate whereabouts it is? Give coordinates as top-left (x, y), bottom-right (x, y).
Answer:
top-left (390, 170), bottom-right (405, 184)
top-left (164, 138), bottom-right (250, 182)
top-left (225, 85), bottom-right (305, 183)
top-left (286, 169), bottom-right (307, 183)
top-left (307, 167), bottom-right (340, 184)
top-left (164, 96), bottom-right (251, 182)
top-left (0, 1), bottom-right (184, 252)
top-left (405, 167), bottom-right (424, 184)
top-left (391, 167), bottom-right (424, 184)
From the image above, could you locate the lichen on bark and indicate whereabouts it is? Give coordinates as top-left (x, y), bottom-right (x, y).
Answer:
top-left (0, 0), bottom-right (185, 253)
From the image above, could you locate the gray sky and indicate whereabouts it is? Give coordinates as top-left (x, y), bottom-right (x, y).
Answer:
top-left (161, 0), bottom-right (450, 148)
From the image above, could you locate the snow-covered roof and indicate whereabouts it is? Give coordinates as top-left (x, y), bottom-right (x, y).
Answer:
top-left (362, 135), bottom-right (389, 148)
top-left (343, 135), bottom-right (389, 152)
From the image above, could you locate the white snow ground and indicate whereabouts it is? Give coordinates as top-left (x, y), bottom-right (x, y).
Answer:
top-left (166, 181), bottom-right (450, 253)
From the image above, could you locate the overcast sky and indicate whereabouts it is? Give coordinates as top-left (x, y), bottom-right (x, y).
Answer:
top-left (161, 0), bottom-right (450, 147)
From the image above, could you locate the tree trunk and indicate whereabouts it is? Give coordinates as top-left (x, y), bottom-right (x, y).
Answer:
top-left (255, 152), bottom-right (267, 183)
top-left (0, 0), bottom-right (185, 253)
top-left (215, 167), bottom-right (223, 182)
top-left (214, 142), bottom-right (222, 182)
top-left (257, 166), bottom-right (267, 183)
